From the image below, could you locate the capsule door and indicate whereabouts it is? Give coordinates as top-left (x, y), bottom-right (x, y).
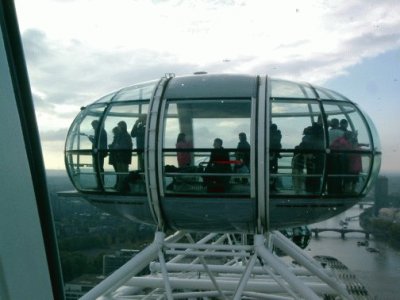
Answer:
top-left (159, 97), bottom-right (256, 232)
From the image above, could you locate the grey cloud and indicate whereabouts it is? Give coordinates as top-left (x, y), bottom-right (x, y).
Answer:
top-left (21, 29), bottom-right (50, 64)
top-left (340, 31), bottom-right (400, 56)
top-left (40, 128), bottom-right (69, 142)
top-left (19, 0), bottom-right (400, 139)
top-left (22, 31), bottom-right (200, 107)
top-left (32, 91), bottom-right (55, 110)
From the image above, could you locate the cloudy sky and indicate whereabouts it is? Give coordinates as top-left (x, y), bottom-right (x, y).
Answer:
top-left (14, 0), bottom-right (400, 172)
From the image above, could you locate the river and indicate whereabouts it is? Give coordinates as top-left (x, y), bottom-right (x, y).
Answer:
top-left (307, 204), bottom-right (400, 300)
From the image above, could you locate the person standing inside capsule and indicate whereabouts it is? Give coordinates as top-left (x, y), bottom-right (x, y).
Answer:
top-left (116, 121), bottom-right (133, 191)
top-left (235, 132), bottom-right (250, 184)
top-left (108, 126), bottom-right (120, 175)
top-left (328, 118), bottom-right (344, 145)
top-left (235, 132), bottom-right (250, 171)
top-left (176, 133), bottom-right (192, 168)
top-left (131, 114), bottom-right (146, 171)
top-left (339, 119), bottom-right (349, 133)
top-left (205, 138), bottom-right (231, 192)
top-left (88, 120), bottom-right (107, 187)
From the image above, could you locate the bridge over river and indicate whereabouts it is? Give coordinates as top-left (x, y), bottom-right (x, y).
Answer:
top-left (311, 228), bottom-right (370, 239)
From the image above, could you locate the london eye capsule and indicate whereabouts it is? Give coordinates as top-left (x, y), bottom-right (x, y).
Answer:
top-left (65, 74), bottom-right (381, 233)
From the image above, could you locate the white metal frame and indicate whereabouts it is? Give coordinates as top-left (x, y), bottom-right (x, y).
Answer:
top-left (145, 76), bottom-right (170, 228)
top-left (81, 230), bottom-right (353, 300)
top-left (257, 75), bottom-right (268, 232)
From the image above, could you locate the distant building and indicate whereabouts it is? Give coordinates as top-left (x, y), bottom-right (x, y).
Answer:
top-left (64, 274), bottom-right (103, 300)
top-left (103, 249), bottom-right (139, 276)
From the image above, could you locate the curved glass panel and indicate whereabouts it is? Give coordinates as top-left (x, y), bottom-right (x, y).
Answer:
top-left (326, 153), bottom-right (371, 195)
top-left (361, 109), bottom-right (382, 151)
top-left (270, 79), bottom-right (316, 99)
top-left (111, 80), bottom-right (159, 102)
top-left (102, 102), bottom-right (149, 193)
top-left (271, 100), bottom-right (324, 149)
top-left (323, 102), bottom-right (371, 150)
top-left (93, 92), bottom-right (118, 104)
top-left (65, 104), bottom-right (108, 191)
top-left (364, 154), bottom-right (381, 195)
top-left (314, 86), bottom-right (348, 101)
top-left (162, 99), bottom-right (252, 196)
top-left (270, 100), bottom-right (325, 195)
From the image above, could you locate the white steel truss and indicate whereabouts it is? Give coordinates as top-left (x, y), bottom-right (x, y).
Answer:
top-left (81, 231), bottom-right (353, 300)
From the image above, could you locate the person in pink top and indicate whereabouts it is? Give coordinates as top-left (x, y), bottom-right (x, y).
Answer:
top-left (176, 133), bottom-right (192, 168)
top-left (347, 134), bottom-right (363, 192)
top-left (328, 131), bottom-right (352, 194)
top-left (329, 131), bottom-right (362, 193)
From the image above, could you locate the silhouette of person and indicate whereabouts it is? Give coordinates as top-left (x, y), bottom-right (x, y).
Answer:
top-left (235, 132), bottom-right (250, 171)
top-left (299, 122), bottom-right (324, 193)
top-left (328, 130), bottom-right (355, 194)
top-left (115, 121), bottom-right (133, 191)
top-left (329, 130), bottom-right (363, 193)
top-left (176, 133), bottom-right (192, 168)
top-left (235, 132), bottom-right (250, 184)
top-left (270, 123), bottom-right (282, 171)
top-left (270, 123), bottom-right (282, 191)
top-left (108, 126), bottom-right (120, 174)
top-left (89, 120), bottom-right (107, 187)
top-left (329, 118), bottom-right (344, 145)
top-left (131, 114), bottom-right (146, 171)
top-left (205, 138), bottom-right (231, 192)
top-left (339, 119), bottom-right (349, 132)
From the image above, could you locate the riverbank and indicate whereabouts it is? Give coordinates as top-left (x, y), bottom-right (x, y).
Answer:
top-left (360, 207), bottom-right (400, 249)
top-left (308, 205), bottom-right (400, 300)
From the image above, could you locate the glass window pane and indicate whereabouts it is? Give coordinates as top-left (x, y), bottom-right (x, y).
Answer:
top-left (93, 91), bottom-right (118, 104)
top-left (327, 153), bottom-right (371, 195)
top-left (270, 100), bottom-right (325, 195)
top-left (163, 99), bottom-right (252, 195)
top-left (324, 102), bottom-right (371, 150)
top-left (315, 86), bottom-right (348, 101)
top-left (66, 153), bottom-right (98, 190)
top-left (271, 100), bottom-right (325, 149)
top-left (364, 154), bottom-right (381, 195)
top-left (102, 103), bottom-right (148, 193)
top-left (362, 109), bottom-right (382, 151)
top-left (112, 80), bottom-right (159, 102)
top-left (271, 79), bottom-right (315, 99)
top-left (65, 105), bottom-right (107, 190)
top-left (66, 105), bottom-right (107, 151)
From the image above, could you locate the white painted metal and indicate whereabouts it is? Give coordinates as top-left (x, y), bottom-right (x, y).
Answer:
top-left (250, 96), bottom-right (257, 200)
top-left (265, 76), bottom-right (272, 231)
top-left (81, 232), bottom-right (165, 300)
top-left (257, 75), bottom-right (268, 232)
top-left (254, 234), bottom-right (321, 300)
top-left (149, 262), bottom-right (313, 276)
top-left (125, 276), bottom-right (335, 294)
top-left (271, 230), bottom-right (352, 300)
top-left (233, 253), bottom-right (257, 299)
top-left (168, 232), bottom-right (218, 263)
top-left (144, 77), bottom-right (169, 228)
top-left (157, 249), bottom-right (173, 300)
top-left (81, 231), bottom-right (184, 300)
top-left (164, 242), bottom-right (252, 251)
top-left (184, 233), bottom-right (228, 300)
top-left (80, 230), bottom-right (358, 299)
